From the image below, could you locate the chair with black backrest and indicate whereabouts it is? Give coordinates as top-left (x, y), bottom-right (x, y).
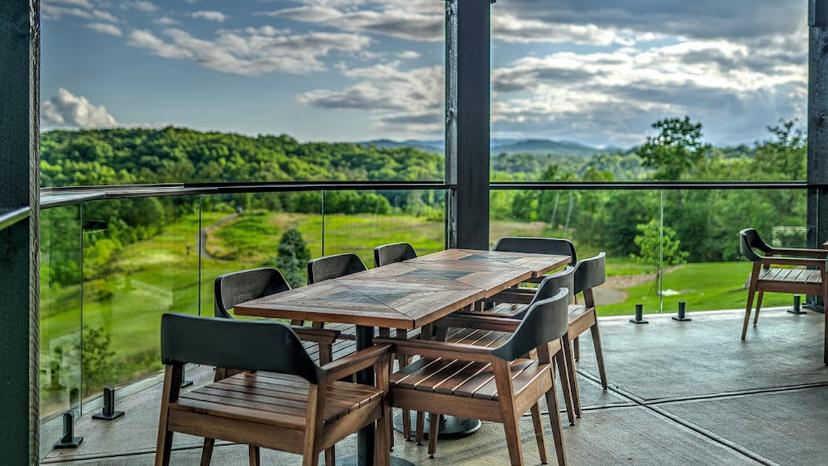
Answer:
top-left (302, 253), bottom-right (368, 335)
top-left (214, 267), bottom-right (342, 366)
top-left (487, 237), bottom-right (578, 314)
top-left (155, 314), bottom-right (391, 466)
top-left (373, 243), bottom-right (419, 441)
top-left (465, 253), bottom-right (609, 418)
top-left (376, 289), bottom-right (571, 465)
top-left (424, 269), bottom-right (577, 458)
top-left (740, 228), bottom-right (828, 364)
top-left (206, 268), bottom-right (343, 464)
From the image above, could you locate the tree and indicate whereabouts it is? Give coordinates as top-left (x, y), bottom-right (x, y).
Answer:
top-left (637, 116), bottom-right (708, 180)
top-left (634, 220), bottom-right (687, 267)
top-left (275, 228), bottom-right (311, 287)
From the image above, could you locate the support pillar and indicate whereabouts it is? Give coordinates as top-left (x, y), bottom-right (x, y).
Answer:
top-left (445, 0), bottom-right (492, 249)
top-left (0, 0), bottom-right (41, 463)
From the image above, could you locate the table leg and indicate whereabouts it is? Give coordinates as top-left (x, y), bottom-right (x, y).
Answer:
top-left (355, 325), bottom-right (375, 466)
top-left (339, 326), bottom-right (414, 466)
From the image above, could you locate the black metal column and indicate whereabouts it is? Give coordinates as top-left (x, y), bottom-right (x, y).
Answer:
top-left (0, 0), bottom-right (40, 463)
top-left (445, 0), bottom-right (492, 249)
top-left (809, 0), bottom-right (828, 249)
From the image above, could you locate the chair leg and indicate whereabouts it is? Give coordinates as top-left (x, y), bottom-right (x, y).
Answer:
top-left (249, 446), bottom-right (261, 466)
top-left (376, 410), bottom-right (391, 466)
top-left (741, 278), bottom-right (757, 340)
top-left (753, 290), bottom-right (764, 326)
top-left (415, 412), bottom-right (425, 445)
top-left (554, 351), bottom-right (576, 426)
top-left (590, 323), bottom-right (608, 390)
top-left (325, 446), bottom-right (335, 466)
top-left (561, 334), bottom-right (581, 417)
top-left (155, 429), bottom-right (173, 466)
top-left (200, 439), bottom-right (215, 466)
top-left (427, 413), bottom-right (440, 458)
top-left (530, 404), bottom-right (548, 465)
top-left (544, 373), bottom-right (567, 466)
top-left (823, 285), bottom-right (828, 366)
top-left (501, 409), bottom-right (525, 466)
top-left (573, 337), bottom-right (580, 362)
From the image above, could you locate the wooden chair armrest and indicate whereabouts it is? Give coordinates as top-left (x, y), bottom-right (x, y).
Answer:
top-left (768, 248), bottom-right (828, 258)
top-left (373, 337), bottom-right (493, 363)
top-left (761, 257), bottom-right (826, 268)
top-left (291, 327), bottom-right (340, 345)
top-left (320, 344), bottom-right (391, 381)
top-left (436, 315), bottom-right (522, 333)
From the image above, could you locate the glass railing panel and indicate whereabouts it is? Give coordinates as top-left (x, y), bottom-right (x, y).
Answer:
top-left (661, 188), bottom-right (808, 315)
top-left (490, 188), bottom-right (662, 316)
top-left (39, 204), bottom-right (83, 455)
top-left (198, 191), bottom-right (325, 313)
top-left (80, 196), bottom-right (200, 406)
top-left (322, 189), bottom-right (446, 267)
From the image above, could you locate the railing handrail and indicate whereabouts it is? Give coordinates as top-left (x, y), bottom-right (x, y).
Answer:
top-left (38, 179), bottom-right (813, 210)
top-left (0, 207), bottom-right (31, 231)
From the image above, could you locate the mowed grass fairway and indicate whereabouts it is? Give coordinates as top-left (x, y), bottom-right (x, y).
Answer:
top-left (39, 210), bottom-right (784, 416)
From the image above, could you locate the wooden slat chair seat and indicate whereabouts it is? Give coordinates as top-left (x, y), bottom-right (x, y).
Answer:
top-left (739, 228), bottom-right (828, 365)
top-left (758, 268), bottom-right (822, 284)
top-left (156, 314), bottom-right (392, 466)
top-left (174, 372), bottom-right (382, 429)
top-left (378, 289), bottom-right (572, 466)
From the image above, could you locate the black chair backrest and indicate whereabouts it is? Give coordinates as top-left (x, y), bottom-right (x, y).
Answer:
top-left (214, 268), bottom-right (291, 319)
top-left (161, 313), bottom-right (320, 383)
top-left (374, 242), bottom-right (417, 267)
top-left (494, 236), bottom-right (578, 265)
top-left (512, 267), bottom-right (575, 320)
top-left (740, 228), bottom-right (772, 262)
top-left (492, 288), bottom-right (570, 361)
top-left (573, 253), bottom-right (607, 295)
top-left (307, 253), bottom-right (367, 284)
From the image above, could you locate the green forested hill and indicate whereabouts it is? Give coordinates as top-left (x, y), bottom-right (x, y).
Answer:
top-left (40, 127), bottom-right (444, 187)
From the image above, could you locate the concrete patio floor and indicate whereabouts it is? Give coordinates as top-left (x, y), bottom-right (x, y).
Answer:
top-left (41, 308), bottom-right (828, 465)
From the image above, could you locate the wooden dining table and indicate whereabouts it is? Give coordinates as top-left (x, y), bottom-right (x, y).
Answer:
top-left (235, 248), bottom-right (570, 466)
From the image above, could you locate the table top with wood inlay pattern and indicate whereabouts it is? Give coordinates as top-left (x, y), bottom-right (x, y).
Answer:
top-left (234, 248), bottom-right (570, 330)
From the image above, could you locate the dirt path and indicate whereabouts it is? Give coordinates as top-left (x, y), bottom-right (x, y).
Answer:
top-left (198, 213), bottom-right (239, 260)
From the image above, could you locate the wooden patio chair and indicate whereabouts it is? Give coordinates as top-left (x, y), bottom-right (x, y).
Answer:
top-left (299, 253), bottom-right (367, 337)
top-left (739, 228), bottom-right (828, 364)
top-left (463, 253), bottom-right (609, 417)
top-left (427, 269), bottom-right (576, 452)
top-left (376, 289), bottom-right (572, 466)
top-left (485, 237), bottom-right (577, 311)
top-left (155, 313), bottom-right (392, 466)
top-left (213, 267), bottom-right (341, 365)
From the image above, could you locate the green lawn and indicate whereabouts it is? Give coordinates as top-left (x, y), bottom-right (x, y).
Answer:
top-left (38, 210), bottom-right (780, 417)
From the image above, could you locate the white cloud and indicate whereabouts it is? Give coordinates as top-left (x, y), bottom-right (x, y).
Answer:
top-left (299, 62), bottom-right (443, 135)
top-left (190, 11), bottom-right (227, 23)
top-left (86, 22), bottom-right (123, 37)
top-left (154, 17), bottom-right (179, 26)
top-left (127, 26), bottom-right (371, 75)
top-left (43, 2), bottom-right (117, 23)
top-left (126, 1), bottom-right (158, 13)
top-left (42, 88), bottom-right (118, 129)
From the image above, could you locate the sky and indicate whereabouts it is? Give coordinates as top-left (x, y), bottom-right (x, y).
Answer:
top-left (41, 0), bottom-right (808, 148)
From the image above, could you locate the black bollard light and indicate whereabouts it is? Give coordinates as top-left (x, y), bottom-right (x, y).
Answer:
top-left (629, 304), bottom-right (649, 324)
top-left (53, 411), bottom-right (83, 449)
top-left (672, 301), bottom-right (692, 322)
top-left (788, 295), bottom-right (807, 315)
top-left (93, 387), bottom-right (124, 421)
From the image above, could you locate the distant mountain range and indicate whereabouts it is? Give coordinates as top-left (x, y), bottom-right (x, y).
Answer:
top-left (359, 138), bottom-right (621, 157)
